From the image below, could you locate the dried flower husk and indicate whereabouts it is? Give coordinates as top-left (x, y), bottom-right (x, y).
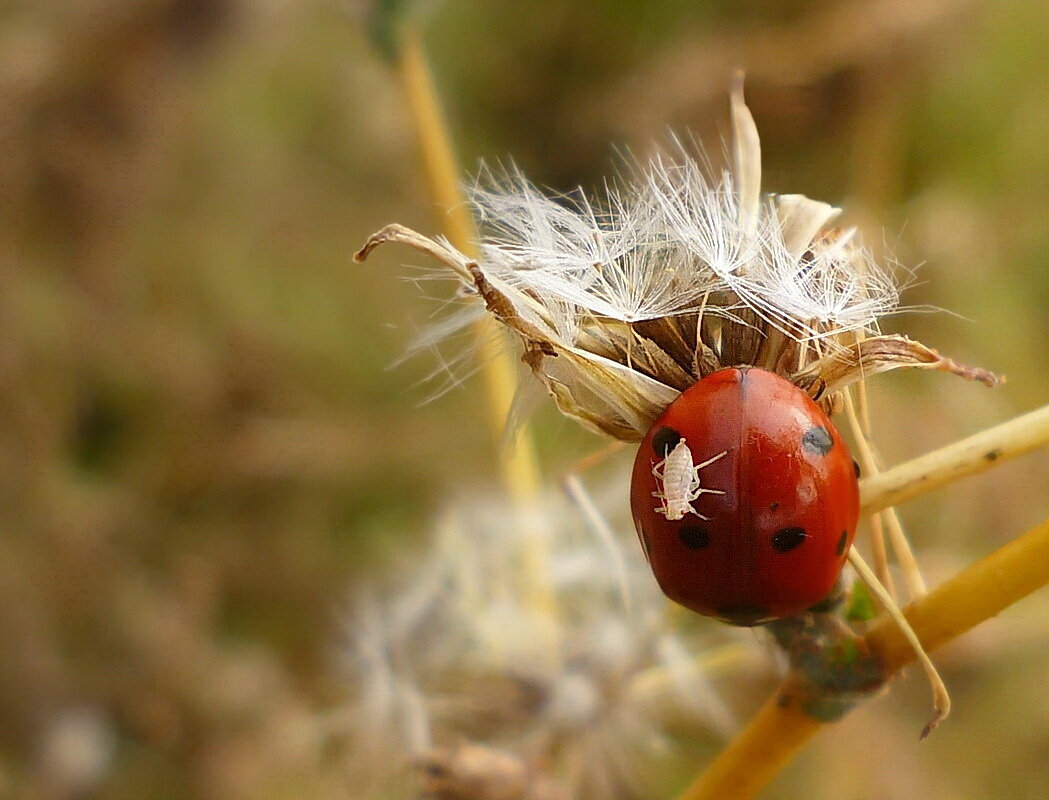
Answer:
top-left (355, 84), bottom-right (997, 440)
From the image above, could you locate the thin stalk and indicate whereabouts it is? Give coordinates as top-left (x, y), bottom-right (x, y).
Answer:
top-left (845, 390), bottom-right (946, 731)
top-left (866, 513), bottom-right (895, 599)
top-left (847, 548), bottom-right (947, 738)
top-left (392, 26), bottom-right (550, 618)
top-left (843, 384), bottom-right (894, 594)
top-left (881, 504), bottom-right (927, 595)
top-left (678, 515), bottom-right (1049, 800)
top-left (564, 472), bottom-right (634, 616)
top-left (865, 515), bottom-right (1049, 668)
top-left (844, 388), bottom-right (926, 597)
top-left (860, 404), bottom-right (1049, 516)
top-left (629, 644), bottom-right (756, 706)
top-left (396, 27), bottom-right (475, 250)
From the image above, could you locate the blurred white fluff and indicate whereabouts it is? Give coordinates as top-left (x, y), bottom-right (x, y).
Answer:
top-left (340, 485), bottom-right (751, 798)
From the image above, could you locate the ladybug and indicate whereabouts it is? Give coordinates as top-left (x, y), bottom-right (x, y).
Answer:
top-left (630, 367), bottom-right (860, 626)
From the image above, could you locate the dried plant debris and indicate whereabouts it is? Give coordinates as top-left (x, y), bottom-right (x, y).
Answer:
top-left (342, 492), bottom-right (748, 799)
top-left (355, 82), bottom-right (997, 440)
top-left (416, 743), bottom-right (570, 800)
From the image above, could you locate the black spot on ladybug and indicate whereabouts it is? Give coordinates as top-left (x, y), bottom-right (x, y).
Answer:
top-left (770, 501), bottom-right (780, 511)
top-left (652, 426), bottom-right (682, 456)
top-left (853, 459), bottom-right (861, 478)
top-left (717, 605), bottom-right (770, 626)
top-left (678, 526), bottom-right (710, 549)
top-left (836, 530), bottom-right (849, 556)
top-left (772, 527), bottom-right (807, 553)
top-left (801, 426), bottom-right (834, 456)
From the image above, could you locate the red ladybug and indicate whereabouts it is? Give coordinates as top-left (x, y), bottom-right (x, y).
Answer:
top-left (630, 367), bottom-right (859, 625)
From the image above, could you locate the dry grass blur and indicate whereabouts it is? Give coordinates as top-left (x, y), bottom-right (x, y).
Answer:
top-left (0, 1), bottom-right (1047, 798)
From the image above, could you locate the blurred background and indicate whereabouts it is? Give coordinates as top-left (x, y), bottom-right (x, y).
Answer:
top-left (1, 0), bottom-right (1047, 798)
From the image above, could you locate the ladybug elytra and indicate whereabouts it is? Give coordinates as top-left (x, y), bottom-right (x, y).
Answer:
top-left (630, 367), bottom-right (860, 625)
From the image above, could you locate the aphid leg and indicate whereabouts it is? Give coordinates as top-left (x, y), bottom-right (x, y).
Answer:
top-left (682, 501), bottom-right (710, 521)
top-left (686, 451), bottom-right (728, 516)
top-left (847, 548), bottom-right (950, 739)
top-left (690, 450), bottom-right (728, 480)
top-left (652, 493), bottom-right (671, 519)
top-left (651, 459), bottom-right (667, 481)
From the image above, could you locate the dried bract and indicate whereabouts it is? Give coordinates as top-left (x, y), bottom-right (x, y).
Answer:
top-left (355, 83), bottom-right (997, 439)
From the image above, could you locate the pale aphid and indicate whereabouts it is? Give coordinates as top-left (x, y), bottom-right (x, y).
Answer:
top-left (651, 439), bottom-right (726, 521)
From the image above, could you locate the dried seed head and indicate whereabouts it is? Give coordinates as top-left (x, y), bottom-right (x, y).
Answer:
top-left (356, 83), bottom-right (997, 440)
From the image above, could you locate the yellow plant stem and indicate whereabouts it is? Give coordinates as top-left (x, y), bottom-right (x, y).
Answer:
top-left (851, 357), bottom-right (897, 595)
top-left (860, 404), bottom-right (1049, 516)
top-left (678, 516), bottom-right (1049, 800)
top-left (865, 516), bottom-right (1049, 669)
top-left (866, 513), bottom-right (895, 598)
top-left (844, 381), bottom-right (926, 597)
top-left (677, 674), bottom-right (823, 800)
top-left (851, 375), bottom-right (895, 596)
top-left (393, 26), bottom-right (549, 618)
top-left (396, 27), bottom-right (476, 252)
